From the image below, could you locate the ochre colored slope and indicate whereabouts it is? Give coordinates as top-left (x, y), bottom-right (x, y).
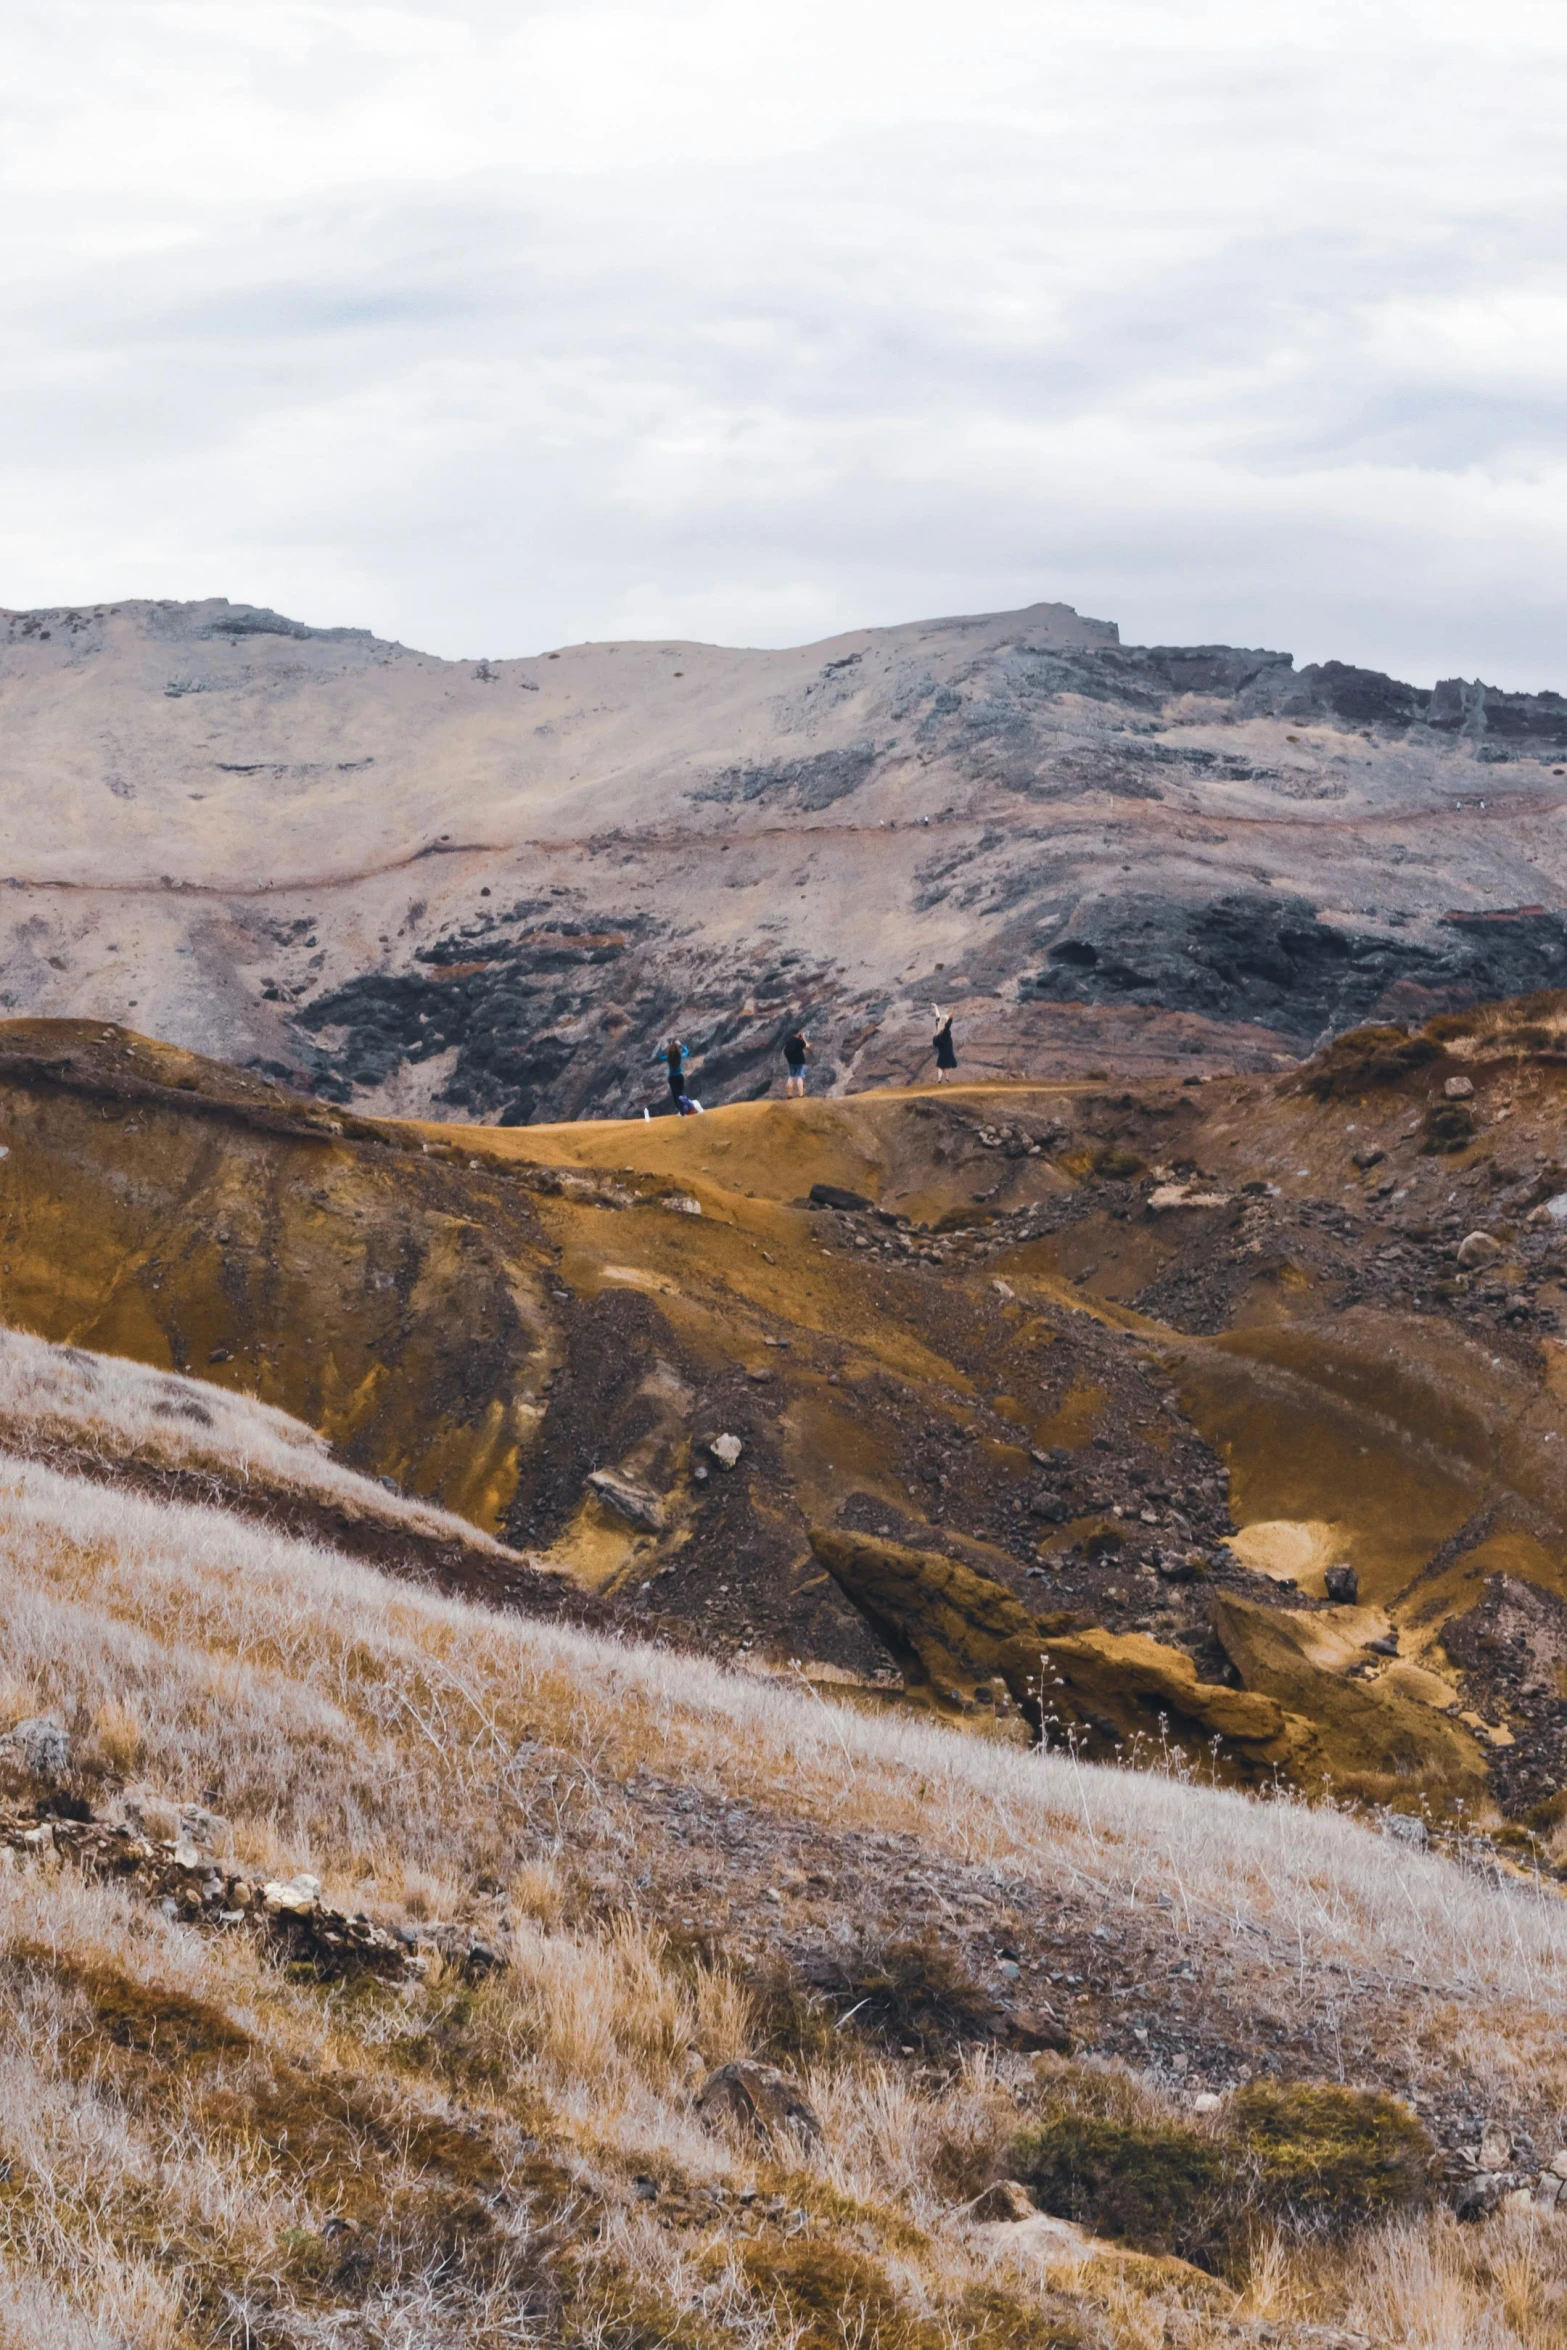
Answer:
top-left (8, 1010), bottom-right (1567, 1818)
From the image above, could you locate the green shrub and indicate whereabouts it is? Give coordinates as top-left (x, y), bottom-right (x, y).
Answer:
top-left (741, 2240), bottom-right (929, 2350)
top-left (1008, 2080), bottom-right (1434, 2269)
top-left (1009, 2114), bottom-right (1229, 2262)
top-left (1227, 2082), bottom-right (1434, 2230)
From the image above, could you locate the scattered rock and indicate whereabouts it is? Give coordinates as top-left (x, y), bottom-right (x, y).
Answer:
top-left (1456, 1230), bottom-right (1502, 1268)
top-left (1, 1717), bottom-right (71, 1784)
top-left (809, 1183), bottom-right (872, 1212)
top-left (1324, 1564), bottom-right (1359, 1604)
top-left (709, 1432), bottom-right (743, 1469)
top-left (263, 1872), bottom-right (322, 1914)
top-left (696, 2058), bottom-right (823, 2147)
top-left (1444, 1074), bottom-right (1475, 1099)
top-left (0, 1800), bottom-right (419, 1981)
top-left (585, 1470), bottom-right (666, 1532)
top-left (661, 1194), bottom-right (702, 1217)
top-left (962, 2179), bottom-right (1037, 2223)
top-left (1480, 2126), bottom-right (1512, 2172)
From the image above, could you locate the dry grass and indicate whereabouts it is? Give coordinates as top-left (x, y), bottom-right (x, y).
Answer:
top-left (2, 1416), bottom-right (1566, 2339)
top-left (0, 1321), bottom-right (525, 1562)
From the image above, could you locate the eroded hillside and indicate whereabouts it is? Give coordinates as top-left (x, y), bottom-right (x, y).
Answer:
top-left (7, 1010), bottom-right (1567, 1836)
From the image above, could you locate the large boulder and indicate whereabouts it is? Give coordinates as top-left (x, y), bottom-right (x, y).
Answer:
top-left (809, 1529), bottom-right (1293, 1773)
top-left (0, 1716), bottom-right (71, 1785)
top-left (1209, 1592), bottom-right (1488, 1804)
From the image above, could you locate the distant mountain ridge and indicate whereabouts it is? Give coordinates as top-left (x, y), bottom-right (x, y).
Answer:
top-left (3, 593), bottom-right (1567, 1120)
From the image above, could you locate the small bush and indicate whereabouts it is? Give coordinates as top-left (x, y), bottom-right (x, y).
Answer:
top-left (741, 2240), bottom-right (925, 2350)
top-left (1009, 2080), bottom-right (1435, 2269)
top-left (1092, 1146), bottom-right (1145, 1181)
top-left (799, 1933), bottom-right (1003, 2056)
top-left (1421, 1100), bottom-right (1476, 1154)
top-left (1009, 2113), bottom-right (1229, 2262)
top-left (1299, 1026), bottom-right (1444, 1101)
top-left (1228, 2081), bottom-right (1434, 2230)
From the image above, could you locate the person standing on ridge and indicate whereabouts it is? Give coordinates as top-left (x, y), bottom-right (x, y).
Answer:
top-left (654, 1036), bottom-right (703, 1115)
top-left (783, 1027), bottom-right (811, 1096)
top-left (931, 1004), bottom-right (957, 1082)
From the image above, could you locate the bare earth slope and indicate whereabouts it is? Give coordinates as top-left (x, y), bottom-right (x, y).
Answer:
top-left (8, 596), bottom-right (1567, 1119)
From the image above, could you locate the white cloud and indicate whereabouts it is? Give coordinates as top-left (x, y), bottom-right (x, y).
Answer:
top-left (2, 0), bottom-right (1567, 683)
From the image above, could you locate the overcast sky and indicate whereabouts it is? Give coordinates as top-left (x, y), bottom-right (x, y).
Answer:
top-left (4, 1), bottom-right (1567, 684)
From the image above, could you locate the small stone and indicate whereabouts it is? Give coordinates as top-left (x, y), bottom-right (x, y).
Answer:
top-left (709, 1434), bottom-right (743, 1469)
top-left (992, 1280), bottom-right (1015, 1301)
top-left (1480, 2127), bottom-right (1512, 2171)
top-left (1191, 2091), bottom-right (1222, 2113)
top-left (1324, 1563), bottom-right (1359, 1604)
top-left (1444, 1074), bottom-right (1475, 1099)
top-left (747, 1366), bottom-right (773, 1384)
top-left (1155, 1552), bottom-right (1198, 1583)
top-left (262, 1878), bottom-right (317, 1915)
top-left (1457, 1230), bottom-right (1502, 1268)
top-left (1549, 2148), bottom-right (1567, 2179)
top-left (585, 1470), bottom-right (666, 1532)
top-left (964, 2179), bottom-right (1037, 2223)
top-left (696, 2058), bottom-right (823, 2147)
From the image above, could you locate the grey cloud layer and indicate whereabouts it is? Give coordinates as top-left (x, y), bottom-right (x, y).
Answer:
top-left (2, 2), bottom-right (1567, 682)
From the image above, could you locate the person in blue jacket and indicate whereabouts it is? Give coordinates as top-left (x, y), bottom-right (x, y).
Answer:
top-left (654, 1037), bottom-right (703, 1114)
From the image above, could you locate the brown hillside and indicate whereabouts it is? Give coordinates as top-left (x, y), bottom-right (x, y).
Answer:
top-left (7, 1011), bottom-right (1567, 1822)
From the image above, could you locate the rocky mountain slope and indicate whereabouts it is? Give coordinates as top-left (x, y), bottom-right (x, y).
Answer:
top-left (8, 1005), bottom-right (1567, 1844)
top-left (7, 596), bottom-right (1567, 1123)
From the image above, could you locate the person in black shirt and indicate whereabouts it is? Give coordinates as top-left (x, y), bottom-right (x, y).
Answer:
top-left (783, 1028), bottom-right (811, 1096)
top-left (931, 1005), bottom-right (957, 1081)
